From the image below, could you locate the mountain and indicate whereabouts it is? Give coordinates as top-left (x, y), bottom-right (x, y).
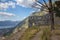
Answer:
top-left (0, 28), bottom-right (14, 36)
top-left (0, 20), bottom-right (20, 36)
top-left (0, 20), bottom-right (19, 26)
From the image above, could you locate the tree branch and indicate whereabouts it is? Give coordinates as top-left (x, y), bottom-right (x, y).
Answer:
top-left (43, 0), bottom-right (49, 9)
top-left (37, 1), bottom-right (45, 7)
top-left (31, 5), bottom-right (41, 9)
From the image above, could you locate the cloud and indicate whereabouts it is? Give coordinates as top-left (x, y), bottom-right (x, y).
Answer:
top-left (0, 1), bottom-right (16, 10)
top-left (0, 12), bottom-right (15, 17)
top-left (0, 0), bottom-right (42, 9)
top-left (15, 0), bottom-right (37, 8)
top-left (0, 12), bottom-right (20, 21)
top-left (15, 0), bottom-right (42, 9)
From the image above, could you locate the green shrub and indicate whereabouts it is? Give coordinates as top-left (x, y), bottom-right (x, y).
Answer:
top-left (41, 28), bottom-right (51, 40)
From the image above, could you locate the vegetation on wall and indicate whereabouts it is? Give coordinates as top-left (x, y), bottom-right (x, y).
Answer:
top-left (54, 1), bottom-right (60, 17)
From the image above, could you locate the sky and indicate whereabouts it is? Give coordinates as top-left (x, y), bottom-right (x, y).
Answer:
top-left (0, 0), bottom-right (49, 21)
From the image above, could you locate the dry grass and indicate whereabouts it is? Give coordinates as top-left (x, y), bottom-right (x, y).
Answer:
top-left (19, 25), bottom-right (60, 40)
top-left (39, 25), bottom-right (60, 40)
top-left (39, 27), bottom-right (51, 40)
top-left (19, 26), bottom-right (40, 40)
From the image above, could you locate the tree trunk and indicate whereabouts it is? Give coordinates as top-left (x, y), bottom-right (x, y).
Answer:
top-left (49, 0), bottom-right (54, 30)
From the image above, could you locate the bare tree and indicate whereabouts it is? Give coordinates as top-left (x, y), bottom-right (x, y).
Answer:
top-left (48, 0), bottom-right (54, 30)
top-left (32, 0), bottom-right (55, 30)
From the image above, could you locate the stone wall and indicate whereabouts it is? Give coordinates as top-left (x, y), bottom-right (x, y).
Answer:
top-left (28, 14), bottom-right (50, 27)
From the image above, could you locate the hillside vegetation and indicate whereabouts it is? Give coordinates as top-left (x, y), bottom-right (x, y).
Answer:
top-left (19, 25), bottom-right (60, 40)
top-left (19, 26), bottom-right (51, 40)
top-left (19, 26), bottom-right (40, 40)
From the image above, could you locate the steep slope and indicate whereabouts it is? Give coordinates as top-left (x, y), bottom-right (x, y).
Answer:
top-left (1, 10), bottom-right (60, 40)
top-left (1, 11), bottom-right (46, 40)
top-left (1, 18), bottom-right (29, 40)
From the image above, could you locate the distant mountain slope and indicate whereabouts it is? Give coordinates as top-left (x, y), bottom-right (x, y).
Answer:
top-left (0, 20), bottom-right (19, 26)
top-left (0, 28), bottom-right (14, 36)
top-left (0, 20), bottom-right (20, 37)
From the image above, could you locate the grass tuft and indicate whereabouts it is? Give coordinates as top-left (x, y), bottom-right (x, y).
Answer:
top-left (19, 26), bottom-right (40, 40)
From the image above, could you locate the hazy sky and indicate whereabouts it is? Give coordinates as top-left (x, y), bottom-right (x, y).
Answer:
top-left (0, 0), bottom-right (49, 21)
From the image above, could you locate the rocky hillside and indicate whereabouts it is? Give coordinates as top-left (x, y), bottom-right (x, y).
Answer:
top-left (1, 10), bottom-right (60, 40)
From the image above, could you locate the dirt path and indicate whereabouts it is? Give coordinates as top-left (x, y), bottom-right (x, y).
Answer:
top-left (51, 35), bottom-right (60, 40)
top-left (31, 27), bottom-right (60, 40)
top-left (51, 29), bottom-right (60, 40)
top-left (31, 30), bottom-right (43, 40)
